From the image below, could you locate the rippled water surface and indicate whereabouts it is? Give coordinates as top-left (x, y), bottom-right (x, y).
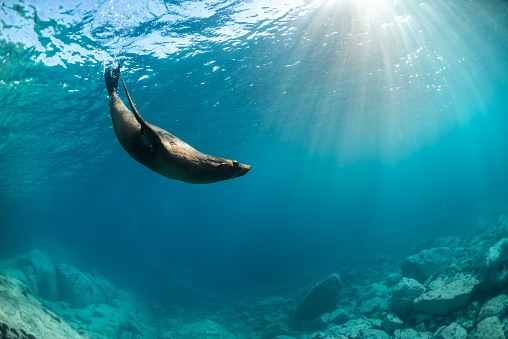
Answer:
top-left (1, 0), bottom-right (508, 298)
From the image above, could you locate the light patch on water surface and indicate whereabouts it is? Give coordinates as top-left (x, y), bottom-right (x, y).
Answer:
top-left (274, 0), bottom-right (508, 162)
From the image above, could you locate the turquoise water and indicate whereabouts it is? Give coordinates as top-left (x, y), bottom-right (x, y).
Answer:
top-left (1, 0), bottom-right (508, 303)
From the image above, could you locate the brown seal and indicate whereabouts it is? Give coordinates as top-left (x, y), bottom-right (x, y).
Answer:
top-left (104, 64), bottom-right (250, 184)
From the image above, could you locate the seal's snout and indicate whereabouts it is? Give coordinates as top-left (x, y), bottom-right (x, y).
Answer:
top-left (233, 162), bottom-right (251, 178)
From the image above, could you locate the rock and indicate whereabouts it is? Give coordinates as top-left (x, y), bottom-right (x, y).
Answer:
top-left (309, 325), bottom-right (348, 339)
top-left (381, 313), bottom-right (403, 332)
top-left (478, 294), bottom-right (508, 321)
top-left (401, 247), bottom-right (454, 283)
top-left (482, 238), bottom-right (508, 291)
top-left (262, 322), bottom-right (290, 338)
top-left (433, 322), bottom-right (467, 339)
top-left (384, 273), bottom-right (401, 287)
top-left (88, 270), bottom-right (116, 301)
top-left (178, 319), bottom-right (234, 339)
top-left (294, 273), bottom-right (342, 321)
top-left (329, 309), bottom-right (348, 325)
top-left (413, 275), bottom-right (479, 315)
top-left (415, 322), bottom-right (426, 332)
top-left (394, 328), bottom-right (432, 339)
top-left (326, 319), bottom-right (371, 338)
top-left (17, 250), bottom-right (59, 301)
top-left (388, 278), bottom-right (425, 318)
top-left (308, 313), bottom-right (329, 331)
top-left (56, 264), bottom-right (108, 308)
top-left (469, 316), bottom-right (505, 339)
top-left (360, 328), bottom-right (390, 339)
top-left (0, 271), bottom-right (82, 339)
top-left (359, 297), bottom-right (388, 317)
top-left (454, 316), bottom-right (474, 331)
top-left (359, 283), bottom-right (389, 303)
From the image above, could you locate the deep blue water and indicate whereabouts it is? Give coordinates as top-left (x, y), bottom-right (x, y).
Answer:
top-left (1, 0), bottom-right (508, 304)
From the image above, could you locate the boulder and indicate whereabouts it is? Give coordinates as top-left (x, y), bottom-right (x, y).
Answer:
top-left (56, 264), bottom-right (108, 308)
top-left (0, 271), bottom-right (82, 339)
top-left (482, 238), bottom-right (508, 291)
top-left (478, 294), bottom-right (508, 321)
top-left (294, 273), bottom-right (342, 321)
top-left (394, 328), bottom-right (432, 339)
top-left (433, 322), bottom-right (467, 339)
top-left (17, 250), bottom-right (59, 301)
top-left (381, 313), bottom-right (403, 332)
top-left (413, 275), bottom-right (478, 315)
top-left (401, 247), bottom-right (453, 283)
top-left (388, 278), bottom-right (425, 318)
top-left (359, 297), bottom-right (388, 317)
top-left (469, 316), bottom-right (505, 339)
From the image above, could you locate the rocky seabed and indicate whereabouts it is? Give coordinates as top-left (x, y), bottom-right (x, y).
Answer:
top-left (1, 215), bottom-right (508, 338)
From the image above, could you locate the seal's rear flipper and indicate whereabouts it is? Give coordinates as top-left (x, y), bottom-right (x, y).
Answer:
top-left (122, 78), bottom-right (164, 149)
top-left (105, 63), bottom-right (121, 96)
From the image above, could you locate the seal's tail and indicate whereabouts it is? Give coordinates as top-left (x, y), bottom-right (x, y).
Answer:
top-left (105, 63), bottom-right (120, 96)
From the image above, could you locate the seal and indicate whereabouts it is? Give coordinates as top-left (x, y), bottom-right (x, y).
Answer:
top-left (104, 64), bottom-right (251, 184)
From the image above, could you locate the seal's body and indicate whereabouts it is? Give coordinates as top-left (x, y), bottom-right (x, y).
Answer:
top-left (105, 64), bottom-right (250, 184)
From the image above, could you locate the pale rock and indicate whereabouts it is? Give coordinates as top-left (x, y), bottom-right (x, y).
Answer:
top-left (432, 322), bottom-right (467, 339)
top-left (469, 316), bottom-right (505, 339)
top-left (359, 283), bottom-right (389, 303)
top-left (482, 238), bottom-right (508, 291)
top-left (334, 319), bottom-right (371, 337)
top-left (394, 328), bottom-right (432, 339)
top-left (413, 275), bottom-right (478, 315)
top-left (478, 294), bottom-right (508, 321)
top-left (0, 271), bottom-right (82, 339)
top-left (360, 328), bottom-right (390, 339)
top-left (359, 297), bottom-right (388, 317)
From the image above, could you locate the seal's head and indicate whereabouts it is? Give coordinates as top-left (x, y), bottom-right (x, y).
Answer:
top-left (218, 160), bottom-right (251, 180)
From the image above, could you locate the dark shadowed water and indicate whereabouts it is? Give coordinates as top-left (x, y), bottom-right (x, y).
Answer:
top-left (1, 0), bottom-right (508, 305)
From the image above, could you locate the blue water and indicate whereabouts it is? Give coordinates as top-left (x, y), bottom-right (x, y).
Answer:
top-left (1, 0), bottom-right (508, 305)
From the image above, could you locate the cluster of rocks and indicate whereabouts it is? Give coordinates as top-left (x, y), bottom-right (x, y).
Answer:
top-left (0, 250), bottom-right (158, 339)
top-left (285, 214), bottom-right (508, 339)
top-left (0, 250), bottom-right (239, 339)
top-left (1, 214), bottom-right (508, 338)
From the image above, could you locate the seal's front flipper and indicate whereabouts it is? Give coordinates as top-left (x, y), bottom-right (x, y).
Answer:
top-left (105, 63), bottom-right (121, 96)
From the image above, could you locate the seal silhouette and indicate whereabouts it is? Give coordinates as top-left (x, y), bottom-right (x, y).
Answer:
top-left (104, 64), bottom-right (251, 184)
